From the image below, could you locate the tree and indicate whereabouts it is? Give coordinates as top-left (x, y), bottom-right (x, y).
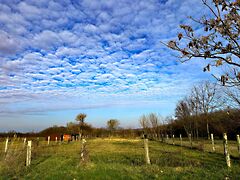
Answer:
top-left (148, 113), bottom-right (161, 139)
top-left (75, 113), bottom-right (87, 138)
top-left (165, 0), bottom-right (240, 86)
top-left (224, 86), bottom-right (240, 107)
top-left (139, 113), bottom-right (162, 139)
top-left (175, 98), bottom-right (193, 137)
top-left (175, 99), bottom-right (191, 120)
top-left (191, 81), bottom-right (223, 139)
top-left (170, 108), bottom-right (240, 140)
top-left (75, 113), bottom-right (87, 124)
top-left (107, 119), bottom-right (120, 131)
top-left (66, 122), bottom-right (79, 134)
top-left (139, 115), bottom-right (149, 133)
top-left (175, 81), bottom-right (223, 139)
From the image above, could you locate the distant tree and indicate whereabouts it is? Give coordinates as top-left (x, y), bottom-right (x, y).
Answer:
top-left (175, 98), bottom-right (193, 137)
top-left (76, 113), bottom-right (87, 124)
top-left (75, 113), bottom-right (87, 138)
top-left (66, 122), bottom-right (78, 134)
top-left (139, 113), bottom-right (162, 139)
top-left (168, 108), bottom-right (240, 140)
top-left (175, 99), bottom-right (192, 120)
top-left (175, 81), bottom-right (223, 139)
top-left (39, 126), bottom-right (67, 137)
top-left (191, 81), bottom-right (223, 139)
top-left (139, 114), bottom-right (151, 137)
top-left (107, 119), bottom-right (120, 131)
top-left (148, 113), bottom-right (161, 139)
top-left (165, 0), bottom-right (240, 86)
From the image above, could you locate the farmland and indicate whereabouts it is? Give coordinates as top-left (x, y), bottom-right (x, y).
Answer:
top-left (0, 137), bottom-right (240, 179)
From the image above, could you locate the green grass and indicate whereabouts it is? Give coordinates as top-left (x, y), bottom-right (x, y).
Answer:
top-left (0, 138), bottom-right (240, 179)
top-left (165, 138), bottom-right (240, 157)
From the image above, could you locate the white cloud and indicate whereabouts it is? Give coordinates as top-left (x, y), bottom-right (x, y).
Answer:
top-left (0, 30), bottom-right (20, 55)
top-left (18, 2), bottom-right (42, 19)
top-left (32, 30), bottom-right (61, 50)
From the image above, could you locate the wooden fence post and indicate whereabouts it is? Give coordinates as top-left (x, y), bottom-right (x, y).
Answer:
top-left (26, 141), bottom-right (32, 166)
top-left (180, 134), bottom-right (182, 147)
top-left (79, 132), bottom-right (82, 141)
top-left (172, 134), bottom-right (175, 145)
top-left (189, 133), bottom-right (192, 149)
top-left (237, 134), bottom-right (240, 156)
top-left (211, 133), bottom-right (215, 152)
top-left (23, 138), bottom-right (26, 147)
top-left (37, 137), bottom-right (39, 146)
top-left (4, 137), bottom-right (9, 153)
top-left (47, 136), bottom-right (50, 145)
top-left (223, 133), bottom-right (231, 168)
top-left (80, 139), bottom-right (87, 163)
top-left (144, 138), bottom-right (151, 164)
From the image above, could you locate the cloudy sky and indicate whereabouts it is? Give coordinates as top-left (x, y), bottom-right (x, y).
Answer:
top-left (0, 0), bottom-right (214, 132)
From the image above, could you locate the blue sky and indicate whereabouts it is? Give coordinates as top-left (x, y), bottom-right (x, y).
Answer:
top-left (0, 0), bottom-right (215, 132)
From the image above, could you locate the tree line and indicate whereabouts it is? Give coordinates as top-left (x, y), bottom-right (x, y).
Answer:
top-left (139, 80), bottom-right (240, 140)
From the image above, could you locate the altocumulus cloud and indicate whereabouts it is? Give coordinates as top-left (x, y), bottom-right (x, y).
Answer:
top-left (0, 0), bottom-right (213, 129)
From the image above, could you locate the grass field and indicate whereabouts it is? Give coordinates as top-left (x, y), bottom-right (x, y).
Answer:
top-left (0, 137), bottom-right (240, 179)
top-left (165, 138), bottom-right (240, 158)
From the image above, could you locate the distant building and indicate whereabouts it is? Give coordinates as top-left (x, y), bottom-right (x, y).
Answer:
top-left (63, 134), bottom-right (71, 141)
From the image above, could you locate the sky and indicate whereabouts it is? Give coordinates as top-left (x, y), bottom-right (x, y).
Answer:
top-left (0, 0), bottom-right (215, 132)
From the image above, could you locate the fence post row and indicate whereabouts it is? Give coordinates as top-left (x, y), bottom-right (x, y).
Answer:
top-left (3, 133), bottom-right (239, 169)
top-left (211, 133), bottom-right (215, 152)
top-left (26, 141), bottom-right (32, 166)
top-left (223, 133), bottom-right (231, 168)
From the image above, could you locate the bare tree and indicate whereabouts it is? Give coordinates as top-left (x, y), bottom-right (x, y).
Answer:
top-left (148, 113), bottom-right (161, 139)
top-left (107, 119), bottom-right (120, 136)
top-left (192, 81), bottom-right (223, 139)
top-left (139, 114), bottom-right (150, 136)
top-left (139, 113), bottom-right (161, 139)
top-left (107, 119), bottom-right (119, 131)
top-left (176, 81), bottom-right (223, 139)
top-left (175, 98), bottom-right (193, 138)
top-left (75, 113), bottom-right (87, 139)
top-left (188, 89), bottom-right (201, 140)
top-left (224, 86), bottom-right (240, 108)
top-left (175, 99), bottom-right (191, 119)
top-left (165, 0), bottom-right (240, 86)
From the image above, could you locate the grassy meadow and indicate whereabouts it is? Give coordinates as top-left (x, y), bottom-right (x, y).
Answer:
top-left (0, 137), bottom-right (240, 179)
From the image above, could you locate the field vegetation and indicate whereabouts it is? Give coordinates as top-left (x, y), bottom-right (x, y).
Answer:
top-left (0, 137), bottom-right (240, 179)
